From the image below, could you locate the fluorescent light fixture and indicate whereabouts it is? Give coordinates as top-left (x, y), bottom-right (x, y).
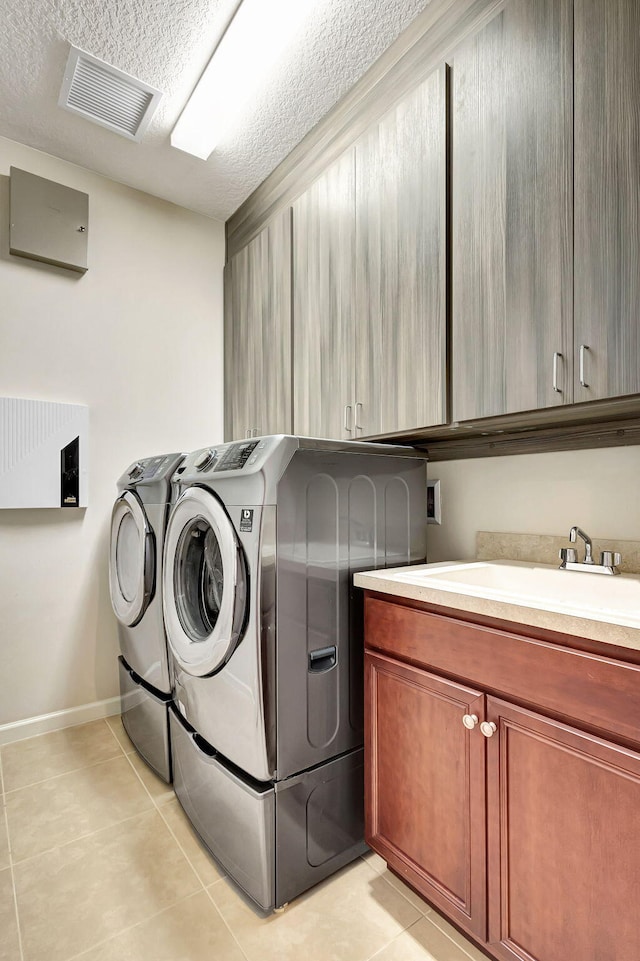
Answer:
top-left (171, 0), bottom-right (311, 159)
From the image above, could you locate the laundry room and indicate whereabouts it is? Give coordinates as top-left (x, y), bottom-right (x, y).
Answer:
top-left (1, 1), bottom-right (640, 960)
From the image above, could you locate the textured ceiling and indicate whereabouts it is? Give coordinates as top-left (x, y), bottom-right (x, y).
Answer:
top-left (0, 0), bottom-right (432, 222)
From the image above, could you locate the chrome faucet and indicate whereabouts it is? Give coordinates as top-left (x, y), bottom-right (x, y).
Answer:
top-left (559, 526), bottom-right (621, 575)
top-left (569, 526), bottom-right (594, 564)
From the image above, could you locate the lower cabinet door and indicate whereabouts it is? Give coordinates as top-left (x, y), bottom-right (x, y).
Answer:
top-left (486, 697), bottom-right (640, 961)
top-left (365, 651), bottom-right (487, 939)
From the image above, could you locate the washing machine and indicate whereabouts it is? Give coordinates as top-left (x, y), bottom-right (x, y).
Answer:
top-left (162, 435), bottom-right (428, 910)
top-left (109, 452), bottom-right (183, 781)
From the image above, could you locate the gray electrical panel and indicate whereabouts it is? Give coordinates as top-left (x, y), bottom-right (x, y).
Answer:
top-left (9, 167), bottom-right (89, 273)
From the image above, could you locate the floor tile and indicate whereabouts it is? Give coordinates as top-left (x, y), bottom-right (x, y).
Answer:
top-left (160, 798), bottom-right (225, 886)
top-left (427, 910), bottom-right (488, 961)
top-left (105, 716), bottom-right (135, 754)
top-left (1, 721), bottom-right (122, 792)
top-left (369, 916), bottom-right (479, 961)
top-left (6, 756), bottom-right (153, 862)
top-left (13, 809), bottom-right (202, 961)
top-left (0, 805), bottom-right (9, 871)
top-left (70, 890), bottom-right (245, 961)
top-left (209, 857), bottom-right (421, 961)
top-left (380, 867), bottom-right (431, 915)
top-left (126, 752), bottom-right (174, 806)
top-left (0, 867), bottom-right (21, 961)
top-left (362, 849), bottom-right (387, 875)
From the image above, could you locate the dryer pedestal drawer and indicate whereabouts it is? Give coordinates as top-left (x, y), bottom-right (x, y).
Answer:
top-left (170, 706), bottom-right (368, 911)
top-left (118, 656), bottom-right (172, 782)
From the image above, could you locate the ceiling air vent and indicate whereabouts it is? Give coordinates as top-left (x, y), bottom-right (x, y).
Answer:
top-left (58, 46), bottom-right (163, 141)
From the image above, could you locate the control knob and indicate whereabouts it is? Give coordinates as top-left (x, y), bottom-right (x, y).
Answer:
top-left (194, 448), bottom-right (217, 471)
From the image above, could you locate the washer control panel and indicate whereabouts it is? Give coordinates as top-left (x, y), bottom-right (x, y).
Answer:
top-left (214, 441), bottom-right (258, 472)
top-left (178, 438), bottom-right (275, 482)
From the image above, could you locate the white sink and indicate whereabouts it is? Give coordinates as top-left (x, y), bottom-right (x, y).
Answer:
top-left (390, 560), bottom-right (640, 630)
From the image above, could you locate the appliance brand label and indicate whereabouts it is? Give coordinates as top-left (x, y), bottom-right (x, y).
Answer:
top-left (240, 508), bottom-right (254, 532)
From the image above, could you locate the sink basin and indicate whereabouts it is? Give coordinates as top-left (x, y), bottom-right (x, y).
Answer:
top-left (390, 560), bottom-right (640, 630)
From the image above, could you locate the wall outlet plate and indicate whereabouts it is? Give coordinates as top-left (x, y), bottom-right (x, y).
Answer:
top-left (427, 478), bottom-right (441, 525)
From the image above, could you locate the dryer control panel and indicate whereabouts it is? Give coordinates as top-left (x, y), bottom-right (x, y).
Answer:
top-left (126, 454), bottom-right (181, 484)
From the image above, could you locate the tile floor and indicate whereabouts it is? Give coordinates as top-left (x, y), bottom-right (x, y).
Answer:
top-left (0, 718), bottom-right (488, 961)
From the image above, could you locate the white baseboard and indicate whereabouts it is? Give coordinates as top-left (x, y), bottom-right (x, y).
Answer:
top-left (0, 696), bottom-right (122, 746)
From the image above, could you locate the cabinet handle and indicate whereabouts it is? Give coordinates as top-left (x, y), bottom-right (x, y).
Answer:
top-left (355, 402), bottom-right (363, 432)
top-left (462, 714), bottom-right (479, 730)
top-left (579, 344), bottom-right (590, 388)
top-left (344, 405), bottom-right (353, 433)
top-left (553, 352), bottom-right (563, 393)
top-left (480, 721), bottom-right (497, 738)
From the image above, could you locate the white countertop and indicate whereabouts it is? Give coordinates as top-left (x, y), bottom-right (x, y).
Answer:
top-left (354, 560), bottom-right (640, 653)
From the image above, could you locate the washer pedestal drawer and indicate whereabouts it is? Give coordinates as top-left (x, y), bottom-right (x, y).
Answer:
top-left (118, 656), bottom-right (172, 782)
top-left (170, 705), bottom-right (275, 909)
top-left (170, 706), bottom-right (368, 911)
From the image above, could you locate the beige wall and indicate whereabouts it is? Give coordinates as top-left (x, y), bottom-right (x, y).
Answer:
top-left (0, 137), bottom-right (225, 727)
top-left (427, 444), bottom-right (640, 562)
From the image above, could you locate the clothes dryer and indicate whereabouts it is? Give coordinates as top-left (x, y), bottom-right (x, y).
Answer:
top-left (162, 435), bottom-right (428, 909)
top-left (109, 452), bottom-right (183, 781)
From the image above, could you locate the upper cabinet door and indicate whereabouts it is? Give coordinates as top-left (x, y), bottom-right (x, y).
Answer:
top-left (574, 0), bottom-right (640, 402)
top-left (355, 65), bottom-right (447, 437)
top-left (224, 209), bottom-right (292, 442)
top-left (293, 151), bottom-right (356, 440)
top-left (451, 0), bottom-right (573, 422)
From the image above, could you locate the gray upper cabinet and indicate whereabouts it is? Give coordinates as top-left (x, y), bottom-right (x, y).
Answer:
top-left (293, 67), bottom-right (447, 441)
top-left (226, 0), bottom-right (640, 452)
top-left (451, 0), bottom-right (573, 422)
top-left (574, 0), bottom-right (640, 402)
top-left (355, 65), bottom-right (447, 436)
top-left (224, 208), bottom-right (292, 441)
top-left (293, 150), bottom-right (356, 440)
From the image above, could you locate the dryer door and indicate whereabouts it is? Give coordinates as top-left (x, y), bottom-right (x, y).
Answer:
top-left (109, 491), bottom-right (156, 626)
top-left (163, 486), bottom-right (247, 678)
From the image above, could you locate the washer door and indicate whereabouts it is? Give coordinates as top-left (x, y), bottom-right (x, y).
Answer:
top-left (163, 486), bottom-right (247, 678)
top-left (109, 491), bottom-right (156, 627)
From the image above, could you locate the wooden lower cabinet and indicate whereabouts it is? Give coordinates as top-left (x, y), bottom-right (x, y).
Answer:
top-left (364, 597), bottom-right (640, 961)
top-left (486, 698), bottom-right (640, 961)
top-left (365, 652), bottom-right (487, 938)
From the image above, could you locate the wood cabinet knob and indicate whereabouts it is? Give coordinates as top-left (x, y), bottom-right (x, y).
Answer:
top-left (480, 721), bottom-right (497, 738)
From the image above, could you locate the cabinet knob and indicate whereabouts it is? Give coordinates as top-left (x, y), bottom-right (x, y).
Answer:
top-left (462, 714), bottom-right (479, 730)
top-left (480, 721), bottom-right (497, 738)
